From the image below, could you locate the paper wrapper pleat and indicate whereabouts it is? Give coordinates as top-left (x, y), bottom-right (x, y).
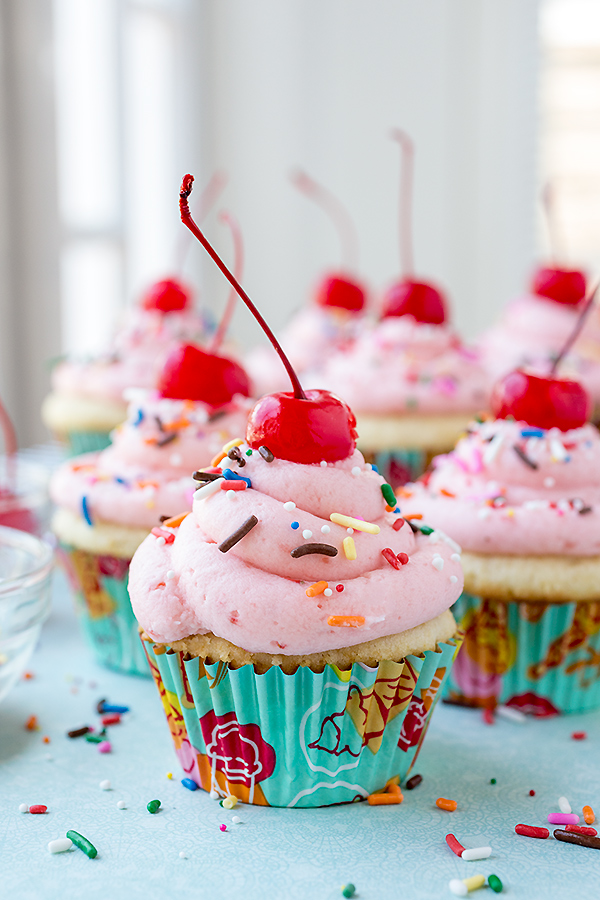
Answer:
top-left (142, 634), bottom-right (461, 808)
top-left (58, 544), bottom-right (150, 677)
top-left (445, 592), bottom-right (600, 715)
top-left (65, 430), bottom-right (113, 456)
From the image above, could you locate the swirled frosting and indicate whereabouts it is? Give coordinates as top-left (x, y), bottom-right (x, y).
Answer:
top-left (128, 443), bottom-right (463, 654)
top-left (402, 417), bottom-right (600, 556)
top-left (50, 391), bottom-right (251, 529)
top-left (319, 318), bottom-right (490, 414)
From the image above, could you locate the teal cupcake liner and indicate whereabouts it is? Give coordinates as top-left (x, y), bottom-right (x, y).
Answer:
top-left (57, 543), bottom-right (150, 677)
top-left (143, 634), bottom-right (461, 808)
top-left (445, 592), bottom-right (600, 715)
top-left (65, 430), bottom-right (113, 456)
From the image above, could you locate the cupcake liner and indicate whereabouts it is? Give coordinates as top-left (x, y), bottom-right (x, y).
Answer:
top-left (64, 430), bottom-right (113, 456)
top-left (58, 544), bottom-right (150, 677)
top-left (362, 450), bottom-right (432, 488)
top-left (445, 592), bottom-right (600, 715)
top-left (142, 634), bottom-right (461, 808)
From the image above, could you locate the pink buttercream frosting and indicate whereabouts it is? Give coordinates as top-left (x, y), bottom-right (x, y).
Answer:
top-left (50, 391), bottom-right (251, 529)
top-left (402, 417), bottom-right (600, 556)
top-left (478, 294), bottom-right (600, 406)
top-left (128, 444), bottom-right (463, 654)
top-left (53, 306), bottom-right (209, 403)
top-left (319, 318), bottom-right (490, 414)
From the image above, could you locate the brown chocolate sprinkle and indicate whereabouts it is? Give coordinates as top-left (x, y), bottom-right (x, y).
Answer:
top-left (291, 543), bottom-right (338, 558)
top-left (258, 445), bottom-right (274, 463)
top-left (513, 444), bottom-right (538, 470)
top-left (67, 726), bottom-right (90, 739)
top-left (155, 415), bottom-right (164, 432)
top-left (405, 773), bottom-right (422, 790)
top-left (405, 519), bottom-right (419, 534)
top-left (159, 515), bottom-right (173, 523)
top-left (157, 432), bottom-right (177, 447)
top-left (579, 506), bottom-right (593, 515)
top-left (193, 471), bottom-right (222, 482)
top-left (554, 828), bottom-right (600, 850)
top-left (227, 446), bottom-right (246, 467)
top-left (218, 515), bottom-right (259, 553)
top-left (208, 409), bottom-right (228, 422)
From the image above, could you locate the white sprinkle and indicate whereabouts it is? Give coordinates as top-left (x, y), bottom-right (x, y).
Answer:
top-left (324, 588), bottom-right (332, 597)
top-left (346, 528), bottom-right (354, 535)
top-left (544, 476), bottom-right (556, 488)
top-left (449, 880), bottom-right (468, 897)
top-left (48, 838), bottom-right (72, 854)
top-left (483, 432), bottom-right (504, 464)
top-left (45, 754), bottom-right (53, 761)
top-left (156, 536), bottom-right (166, 547)
top-left (179, 851), bottom-right (187, 859)
top-left (523, 499), bottom-right (547, 510)
top-left (451, 553), bottom-right (461, 563)
top-left (232, 815), bottom-right (241, 824)
top-left (170, 453), bottom-right (183, 467)
top-left (432, 557), bottom-right (444, 571)
top-left (19, 803), bottom-right (28, 813)
top-left (320, 460), bottom-right (327, 467)
top-left (166, 570), bottom-right (175, 580)
top-left (572, 497), bottom-right (585, 510)
top-left (559, 796), bottom-right (572, 814)
top-left (351, 466), bottom-right (361, 476)
top-left (450, 575), bottom-right (458, 584)
top-left (194, 478), bottom-right (223, 501)
top-left (321, 524), bottom-right (331, 534)
top-left (99, 779), bottom-right (111, 791)
top-left (117, 800), bottom-right (126, 809)
top-left (302, 530), bottom-right (313, 540)
top-left (210, 790), bottom-right (220, 800)
top-left (496, 704), bottom-right (526, 724)
top-left (551, 439), bottom-right (567, 462)
top-left (477, 508), bottom-right (491, 520)
top-left (283, 501), bottom-right (296, 512)
top-left (226, 490), bottom-right (236, 500)
top-left (461, 846), bottom-right (492, 861)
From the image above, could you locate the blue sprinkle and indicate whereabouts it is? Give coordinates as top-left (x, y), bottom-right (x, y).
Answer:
top-left (370, 464), bottom-right (379, 473)
top-left (222, 469), bottom-right (252, 488)
top-left (520, 428), bottom-right (545, 438)
top-left (115, 477), bottom-right (127, 486)
top-left (81, 496), bottom-right (93, 526)
top-left (133, 408), bottom-right (144, 426)
top-left (394, 507), bottom-right (401, 514)
top-left (100, 703), bottom-right (129, 714)
top-left (291, 521), bottom-right (299, 530)
top-left (181, 778), bottom-right (198, 791)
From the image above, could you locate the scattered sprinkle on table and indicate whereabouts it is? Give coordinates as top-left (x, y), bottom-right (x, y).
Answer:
top-left (572, 731), bottom-right (587, 740)
top-left (147, 799), bottom-right (161, 814)
top-left (181, 778), bottom-right (198, 791)
top-left (99, 780), bottom-right (111, 791)
top-left (219, 824), bottom-right (227, 832)
top-left (436, 797), bottom-right (457, 812)
top-left (515, 823), bottom-right (549, 839)
top-left (66, 830), bottom-right (97, 859)
top-left (98, 741), bottom-right (111, 754)
top-left (232, 816), bottom-right (241, 824)
top-left (487, 874), bottom-right (503, 893)
top-left (48, 838), bottom-right (72, 854)
top-left (553, 828), bottom-right (600, 850)
top-left (117, 801), bottom-right (126, 809)
top-left (405, 773), bottom-right (422, 790)
top-left (29, 805), bottom-right (47, 814)
top-left (341, 885), bottom-right (356, 898)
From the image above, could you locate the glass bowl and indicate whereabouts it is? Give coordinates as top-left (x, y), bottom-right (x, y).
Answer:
top-left (0, 456), bottom-right (52, 537)
top-left (0, 525), bottom-right (54, 704)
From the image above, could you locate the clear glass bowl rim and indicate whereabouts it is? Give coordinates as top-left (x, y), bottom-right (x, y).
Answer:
top-left (0, 524), bottom-right (54, 598)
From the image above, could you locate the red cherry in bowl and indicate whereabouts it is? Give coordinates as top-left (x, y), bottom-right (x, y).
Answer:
top-left (491, 369), bottom-right (591, 432)
top-left (382, 278), bottom-right (447, 324)
top-left (315, 274), bottom-right (366, 313)
top-left (531, 267), bottom-right (586, 307)
top-left (158, 343), bottom-right (251, 408)
top-left (142, 278), bottom-right (192, 313)
top-left (246, 389), bottom-right (357, 464)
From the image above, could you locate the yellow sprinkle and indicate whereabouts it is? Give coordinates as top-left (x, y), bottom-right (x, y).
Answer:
top-left (506, 508), bottom-right (514, 517)
top-left (306, 581), bottom-right (328, 597)
top-left (167, 772), bottom-right (173, 780)
top-left (222, 438), bottom-right (244, 452)
top-left (463, 875), bottom-right (486, 892)
top-left (145, 500), bottom-right (156, 509)
top-left (343, 536), bottom-right (357, 560)
top-left (330, 513), bottom-right (380, 534)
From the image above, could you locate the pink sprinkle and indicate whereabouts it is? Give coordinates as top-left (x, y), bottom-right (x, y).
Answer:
top-left (433, 376), bottom-right (457, 396)
top-left (219, 824), bottom-right (227, 832)
top-left (482, 708), bottom-right (495, 726)
top-left (548, 813), bottom-right (579, 825)
top-left (151, 527), bottom-right (175, 544)
top-left (98, 741), bottom-right (112, 754)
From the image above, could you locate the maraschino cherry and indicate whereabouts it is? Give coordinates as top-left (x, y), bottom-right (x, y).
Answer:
top-left (291, 169), bottom-right (366, 313)
top-left (158, 343), bottom-right (250, 408)
top-left (179, 175), bottom-right (358, 464)
top-left (491, 282), bottom-right (598, 431)
top-left (382, 129), bottom-right (447, 324)
top-left (531, 182), bottom-right (587, 307)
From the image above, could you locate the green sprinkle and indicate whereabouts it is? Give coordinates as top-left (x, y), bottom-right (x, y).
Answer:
top-left (147, 799), bottom-right (161, 814)
top-left (85, 734), bottom-right (103, 743)
top-left (245, 449), bottom-right (253, 456)
top-left (490, 778), bottom-right (497, 784)
top-left (418, 524), bottom-right (434, 535)
top-left (381, 483), bottom-right (396, 507)
top-left (66, 830), bottom-right (97, 859)
top-left (488, 874), bottom-right (503, 893)
top-left (342, 886), bottom-right (356, 898)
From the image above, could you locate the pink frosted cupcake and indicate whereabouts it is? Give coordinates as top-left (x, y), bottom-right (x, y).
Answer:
top-left (51, 342), bottom-right (252, 675)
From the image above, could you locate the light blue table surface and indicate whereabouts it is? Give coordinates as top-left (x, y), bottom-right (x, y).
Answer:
top-left (1, 570), bottom-right (600, 900)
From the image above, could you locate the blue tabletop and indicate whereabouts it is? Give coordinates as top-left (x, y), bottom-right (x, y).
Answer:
top-left (1, 570), bottom-right (600, 900)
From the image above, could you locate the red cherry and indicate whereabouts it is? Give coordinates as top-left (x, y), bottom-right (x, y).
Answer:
top-left (246, 389), bottom-right (357, 464)
top-left (531, 267), bottom-right (586, 307)
top-left (142, 278), bottom-right (192, 312)
top-left (158, 343), bottom-right (250, 408)
top-left (491, 369), bottom-right (591, 432)
top-left (315, 274), bottom-right (366, 312)
top-left (382, 279), bottom-right (447, 324)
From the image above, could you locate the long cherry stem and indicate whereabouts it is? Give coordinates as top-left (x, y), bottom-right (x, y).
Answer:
top-left (180, 175), bottom-right (306, 400)
top-left (541, 180), bottom-right (563, 265)
top-left (174, 170), bottom-right (228, 274)
top-left (290, 169), bottom-right (359, 271)
top-left (551, 279), bottom-right (599, 375)
top-left (209, 211), bottom-right (244, 353)
top-left (390, 128), bottom-right (414, 277)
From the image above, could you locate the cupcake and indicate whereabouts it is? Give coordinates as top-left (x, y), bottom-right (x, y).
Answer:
top-left (51, 342), bottom-right (252, 675)
top-left (42, 277), bottom-right (210, 455)
top-left (126, 175), bottom-right (463, 807)
top-left (401, 366), bottom-right (600, 714)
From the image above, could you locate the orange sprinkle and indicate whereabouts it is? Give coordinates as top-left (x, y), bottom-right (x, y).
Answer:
top-left (440, 489), bottom-right (456, 498)
top-left (403, 513), bottom-right (423, 521)
top-left (136, 479), bottom-right (159, 489)
top-left (386, 783), bottom-right (404, 800)
top-left (153, 645), bottom-right (166, 655)
top-left (306, 581), bottom-right (328, 598)
top-left (397, 488), bottom-right (414, 498)
top-left (583, 805), bottom-right (595, 825)
top-left (163, 418), bottom-right (190, 432)
top-left (385, 504), bottom-right (395, 513)
top-left (25, 715), bottom-right (38, 731)
top-left (144, 437), bottom-right (158, 446)
top-left (211, 450), bottom-right (227, 467)
top-left (436, 797), bottom-right (457, 812)
top-left (327, 616), bottom-right (365, 628)
top-left (367, 792), bottom-right (402, 805)
top-left (162, 512), bottom-right (191, 528)
top-left (42, 736), bottom-right (51, 744)
top-left (22, 671), bottom-right (34, 680)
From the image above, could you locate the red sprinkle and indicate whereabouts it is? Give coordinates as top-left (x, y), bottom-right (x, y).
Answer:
top-left (397, 552), bottom-right (409, 565)
top-left (392, 518), bottom-right (405, 531)
top-left (220, 480), bottom-right (246, 492)
top-left (101, 714), bottom-right (121, 726)
top-left (382, 548), bottom-right (401, 569)
top-left (566, 824), bottom-right (598, 837)
top-left (335, 584), bottom-right (344, 592)
top-left (151, 527), bottom-right (175, 544)
top-left (445, 833), bottom-right (465, 857)
top-left (572, 731), bottom-right (587, 741)
top-left (529, 790), bottom-right (536, 796)
top-left (515, 823), bottom-right (549, 839)
top-left (483, 708), bottom-right (495, 725)
top-left (29, 805), bottom-right (47, 814)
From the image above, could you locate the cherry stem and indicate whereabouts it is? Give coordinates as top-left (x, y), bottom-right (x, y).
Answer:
top-left (180, 175), bottom-right (306, 400)
top-left (541, 181), bottom-right (564, 265)
top-left (390, 128), bottom-right (414, 277)
top-left (209, 211), bottom-right (244, 354)
top-left (174, 170), bottom-right (228, 274)
top-left (290, 168), bottom-right (359, 271)
top-left (550, 279), bottom-right (599, 375)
